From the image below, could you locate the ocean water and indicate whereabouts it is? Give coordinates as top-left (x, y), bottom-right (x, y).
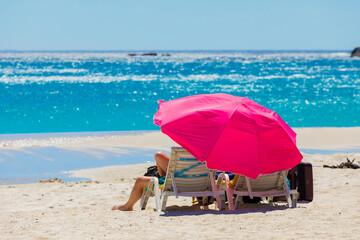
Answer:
top-left (1, 51), bottom-right (359, 183)
top-left (1, 51), bottom-right (359, 134)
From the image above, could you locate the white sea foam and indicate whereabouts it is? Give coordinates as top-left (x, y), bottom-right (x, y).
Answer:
top-left (0, 136), bottom-right (95, 148)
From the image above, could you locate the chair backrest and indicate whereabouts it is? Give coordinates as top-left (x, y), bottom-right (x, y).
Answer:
top-left (234, 170), bottom-right (289, 191)
top-left (162, 147), bottom-right (215, 193)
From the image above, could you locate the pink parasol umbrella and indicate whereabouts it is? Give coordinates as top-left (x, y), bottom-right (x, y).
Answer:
top-left (154, 93), bottom-right (303, 179)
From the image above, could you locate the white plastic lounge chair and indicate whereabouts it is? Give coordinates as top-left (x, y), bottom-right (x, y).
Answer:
top-left (140, 147), bottom-right (226, 212)
top-left (222, 171), bottom-right (298, 210)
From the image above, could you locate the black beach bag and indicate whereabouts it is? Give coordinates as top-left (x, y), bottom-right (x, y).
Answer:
top-left (144, 165), bottom-right (161, 178)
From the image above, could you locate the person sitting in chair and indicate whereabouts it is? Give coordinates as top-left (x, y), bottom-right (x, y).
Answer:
top-left (112, 151), bottom-right (169, 211)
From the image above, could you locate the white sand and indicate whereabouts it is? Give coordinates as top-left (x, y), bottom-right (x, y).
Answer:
top-left (0, 128), bottom-right (360, 239)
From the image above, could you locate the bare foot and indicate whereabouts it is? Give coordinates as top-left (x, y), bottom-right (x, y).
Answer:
top-left (111, 204), bottom-right (133, 211)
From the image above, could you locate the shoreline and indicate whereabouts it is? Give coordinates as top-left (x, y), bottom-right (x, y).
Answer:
top-left (1, 127), bottom-right (360, 149)
top-left (0, 127), bottom-right (360, 185)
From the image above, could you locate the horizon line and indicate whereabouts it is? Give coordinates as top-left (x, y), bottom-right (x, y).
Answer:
top-left (0, 49), bottom-right (352, 53)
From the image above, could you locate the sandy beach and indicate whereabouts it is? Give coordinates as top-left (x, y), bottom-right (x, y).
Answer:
top-left (1, 128), bottom-right (360, 239)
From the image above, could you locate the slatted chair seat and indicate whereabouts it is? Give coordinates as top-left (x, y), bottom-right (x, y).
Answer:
top-left (140, 147), bottom-right (226, 212)
top-left (223, 170), bottom-right (298, 210)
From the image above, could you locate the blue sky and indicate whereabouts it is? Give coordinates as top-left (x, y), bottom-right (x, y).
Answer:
top-left (0, 0), bottom-right (359, 50)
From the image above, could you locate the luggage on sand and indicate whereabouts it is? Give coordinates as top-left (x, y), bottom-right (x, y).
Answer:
top-left (287, 162), bottom-right (313, 202)
top-left (274, 162), bottom-right (313, 203)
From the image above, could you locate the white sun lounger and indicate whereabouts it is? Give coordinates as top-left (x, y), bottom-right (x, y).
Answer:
top-left (222, 170), bottom-right (298, 210)
top-left (140, 147), bottom-right (226, 212)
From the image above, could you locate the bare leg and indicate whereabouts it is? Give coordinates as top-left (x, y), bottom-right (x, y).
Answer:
top-left (155, 151), bottom-right (169, 177)
top-left (112, 176), bottom-right (152, 211)
top-left (112, 152), bottom-right (169, 211)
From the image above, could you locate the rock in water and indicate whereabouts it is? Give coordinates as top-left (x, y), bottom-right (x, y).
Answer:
top-left (351, 47), bottom-right (360, 57)
top-left (142, 52), bottom-right (157, 56)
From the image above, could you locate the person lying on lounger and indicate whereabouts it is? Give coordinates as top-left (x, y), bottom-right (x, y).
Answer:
top-left (111, 151), bottom-right (169, 211)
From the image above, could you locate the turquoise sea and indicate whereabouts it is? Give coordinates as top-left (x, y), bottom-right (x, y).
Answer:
top-left (1, 51), bottom-right (359, 134)
top-left (1, 50), bottom-right (360, 184)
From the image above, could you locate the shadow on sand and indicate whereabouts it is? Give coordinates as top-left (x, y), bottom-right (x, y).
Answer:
top-left (159, 202), bottom-right (306, 217)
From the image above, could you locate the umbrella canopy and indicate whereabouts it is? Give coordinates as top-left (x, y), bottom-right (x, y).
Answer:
top-left (154, 93), bottom-right (303, 179)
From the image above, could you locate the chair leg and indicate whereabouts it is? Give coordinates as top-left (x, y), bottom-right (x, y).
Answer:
top-left (140, 180), bottom-right (154, 210)
top-left (291, 194), bottom-right (297, 208)
top-left (140, 191), bottom-right (148, 210)
top-left (153, 178), bottom-right (161, 212)
top-left (283, 172), bottom-right (292, 207)
top-left (226, 189), bottom-right (235, 210)
top-left (161, 195), bottom-right (168, 211)
top-left (286, 193), bottom-right (292, 207)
